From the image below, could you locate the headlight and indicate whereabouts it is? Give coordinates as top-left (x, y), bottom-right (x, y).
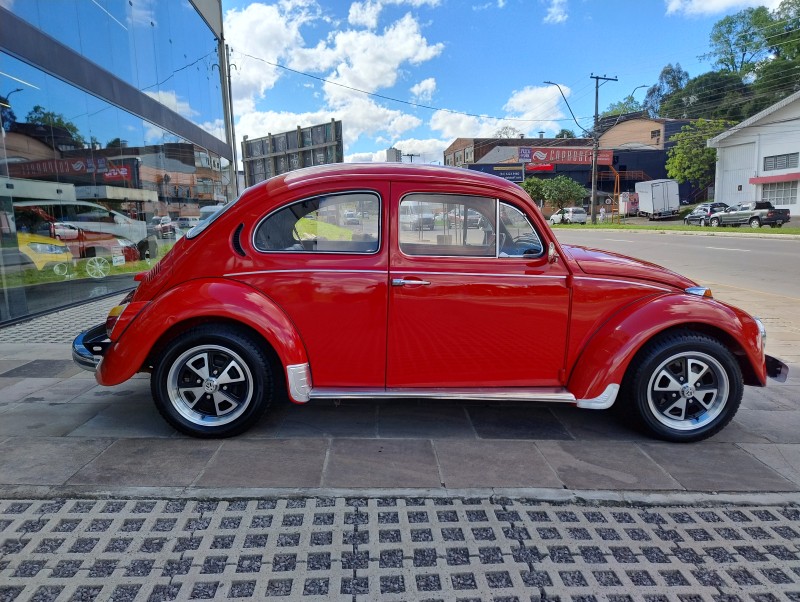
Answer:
top-left (28, 242), bottom-right (69, 254)
top-left (754, 317), bottom-right (766, 351)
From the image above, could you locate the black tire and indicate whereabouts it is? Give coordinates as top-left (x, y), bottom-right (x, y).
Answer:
top-left (151, 325), bottom-right (274, 437)
top-left (621, 330), bottom-right (743, 442)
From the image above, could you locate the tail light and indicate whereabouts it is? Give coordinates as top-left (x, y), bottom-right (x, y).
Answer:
top-left (105, 290), bottom-right (148, 339)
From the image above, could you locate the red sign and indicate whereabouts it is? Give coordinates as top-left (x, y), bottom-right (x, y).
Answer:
top-left (526, 163), bottom-right (555, 172)
top-left (523, 147), bottom-right (613, 166)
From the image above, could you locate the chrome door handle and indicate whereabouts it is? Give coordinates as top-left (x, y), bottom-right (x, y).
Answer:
top-left (392, 278), bottom-right (431, 287)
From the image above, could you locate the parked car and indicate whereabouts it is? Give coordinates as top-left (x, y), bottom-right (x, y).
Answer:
top-left (683, 202), bottom-right (729, 226)
top-left (148, 215), bottom-right (175, 238)
top-left (176, 216), bottom-right (200, 230)
top-left (73, 164), bottom-right (787, 441)
top-left (550, 207), bottom-right (588, 224)
top-left (708, 201), bottom-right (791, 228)
top-left (343, 210), bottom-right (361, 225)
top-left (52, 223), bottom-right (139, 265)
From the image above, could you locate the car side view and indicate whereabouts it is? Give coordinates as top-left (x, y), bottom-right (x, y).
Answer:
top-left (73, 164), bottom-right (788, 442)
top-left (549, 207), bottom-right (587, 224)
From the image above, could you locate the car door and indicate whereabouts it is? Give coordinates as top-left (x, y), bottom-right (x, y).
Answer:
top-left (723, 204), bottom-right (743, 225)
top-left (386, 187), bottom-right (571, 388)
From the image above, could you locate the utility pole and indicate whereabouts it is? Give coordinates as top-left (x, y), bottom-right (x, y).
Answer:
top-left (403, 153), bottom-right (420, 163)
top-left (589, 74), bottom-right (617, 224)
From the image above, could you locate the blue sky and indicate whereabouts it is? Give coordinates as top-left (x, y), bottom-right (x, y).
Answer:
top-left (222, 0), bottom-right (783, 163)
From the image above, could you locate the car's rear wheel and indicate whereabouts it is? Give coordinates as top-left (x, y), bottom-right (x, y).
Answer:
top-left (621, 331), bottom-right (743, 442)
top-left (85, 256), bottom-right (110, 279)
top-left (749, 217), bottom-right (761, 228)
top-left (151, 326), bottom-right (273, 437)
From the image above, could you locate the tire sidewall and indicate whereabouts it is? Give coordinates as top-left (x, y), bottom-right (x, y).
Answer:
top-left (625, 332), bottom-right (743, 442)
top-left (151, 326), bottom-right (272, 437)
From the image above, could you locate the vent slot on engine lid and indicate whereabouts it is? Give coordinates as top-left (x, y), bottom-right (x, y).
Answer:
top-left (232, 223), bottom-right (246, 257)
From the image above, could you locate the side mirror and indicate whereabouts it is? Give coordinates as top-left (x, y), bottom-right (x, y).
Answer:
top-left (548, 241), bottom-right (558, 264)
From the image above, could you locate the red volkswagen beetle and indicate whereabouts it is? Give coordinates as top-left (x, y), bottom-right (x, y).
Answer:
top-left (73, 164), bottom-right (787, 441)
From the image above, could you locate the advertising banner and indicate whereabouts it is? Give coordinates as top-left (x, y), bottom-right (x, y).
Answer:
top-left (518, 147), bottom-right (612, 166)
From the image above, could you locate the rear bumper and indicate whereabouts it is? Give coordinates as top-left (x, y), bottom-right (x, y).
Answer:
top-left (766, 354), bottom-right (789, 383)
top-left (72, 323), bottom-right (111, 372)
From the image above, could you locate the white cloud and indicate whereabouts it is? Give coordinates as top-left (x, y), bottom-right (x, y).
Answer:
top-left (143, 90), bottom-right (199, 118)
top-left (503, 85), bottom-right (568, 135)
top-left (348, 0), bottom-right (442, 29)
top-left (665, 0), bottom-right (782, 15)
top-left (410, 78), bottom-right (436, 102)
top-left (543, 0), bottom-right (568, 24)
top-left (429, 110), bottom-right (505, 139)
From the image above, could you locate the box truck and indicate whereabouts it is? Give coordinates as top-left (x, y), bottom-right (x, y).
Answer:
top-left (635, 179), bottom-right (680, 219)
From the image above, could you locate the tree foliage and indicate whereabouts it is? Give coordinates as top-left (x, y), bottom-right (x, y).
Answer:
top-left (541, 175), bottom-right (587, 209)
top-left (660, 71), bottom-right (749, 121)
top-left (555, 128), bottom-right (576, 138)
top-left (494, 126), bottom-right (523, 139)
top-left (26, 105), bottom-right (85, 145)
top-left (521, 177), bottom-right (546, 203)
top-left (601, 94), bottom-right (644, 118)
top-left (701, 6), bottom-right (773, 75)
top-left (0, 95), bottom-right (17, 131)
top-left (643, 63), bottom-right (689, 117)
top-left (666, 119), bottom-right (734, 189)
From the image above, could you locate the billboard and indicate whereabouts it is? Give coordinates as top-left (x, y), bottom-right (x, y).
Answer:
top-left (518, 147), bottom-right (612, 166)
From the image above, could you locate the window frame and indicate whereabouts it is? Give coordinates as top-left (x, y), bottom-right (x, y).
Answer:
top-left (253, 190), bottom-right (382, 255)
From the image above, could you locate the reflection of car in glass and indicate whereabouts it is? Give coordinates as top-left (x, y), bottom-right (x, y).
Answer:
top-left (448, 208), bottom-right (484, 229)
top-left (14, 232), bottom-right (73, 273)
top-left (51, 223), bottom-right (139, 264)
top-left (400, 203), bottom-right (434, 230)
top-left (148, 216), bottom-right (175, 238)
top-left (549, 207), bottom-right (588, 224)
top-left (343, 210), bottom-right (360, 225)
top-left (176, 216), bottom-right (200, 230)
top-left (73, 163), bottom-right (787, 442)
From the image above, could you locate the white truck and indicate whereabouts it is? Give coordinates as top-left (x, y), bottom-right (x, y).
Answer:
top-left (635, 179), bottom-right (680, 220)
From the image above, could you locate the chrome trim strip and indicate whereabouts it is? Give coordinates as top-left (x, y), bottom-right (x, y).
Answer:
top-left (309, 387), bottom-right (576, 402)
top-left (573, 276), bottom-right (672, 293)
top-left (390, 271), bottom-right (567, 280)
top-left (286, 363), bottom-right (312, 403)
top-left (225, 269), bottom-right (387, 277)
top-left (576, 384), bottom-right (620, 410)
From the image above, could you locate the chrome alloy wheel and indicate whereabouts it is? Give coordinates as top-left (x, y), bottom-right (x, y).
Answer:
top-left (166, 344), bottom-right (254, 427)
top-left (646, 351), bottom-right (729, 432)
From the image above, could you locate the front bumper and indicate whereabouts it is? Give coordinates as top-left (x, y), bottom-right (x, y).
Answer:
top-left (766, 354), bottom-right (789, 383)
top-left (72, 323), bottom-right (111, 372)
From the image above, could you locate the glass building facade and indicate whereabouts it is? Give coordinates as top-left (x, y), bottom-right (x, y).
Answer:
top-left (0, 0), bottom-right (233, 323)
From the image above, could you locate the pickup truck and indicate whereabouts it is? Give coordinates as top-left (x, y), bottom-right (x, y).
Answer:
top-left (708, 201), bottom-right (790, 228)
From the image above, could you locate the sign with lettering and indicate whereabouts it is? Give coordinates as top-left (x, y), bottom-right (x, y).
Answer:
top-left (526, 147), bottom-right (613, 166)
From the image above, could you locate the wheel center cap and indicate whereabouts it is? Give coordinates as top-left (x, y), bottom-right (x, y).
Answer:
top-left (203, 378), bottom-right (219, 394)
top-left (681, 383), bottom-right (695, 399)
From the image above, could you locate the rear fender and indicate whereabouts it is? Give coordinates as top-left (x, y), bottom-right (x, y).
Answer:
top-left (568, 293), bottom-right (765, 400)
top-left (96, 279), bottom-right (308, 388)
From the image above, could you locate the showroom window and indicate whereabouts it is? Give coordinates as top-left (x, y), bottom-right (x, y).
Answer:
top-left (254, 192), bottom-right (380, 253)
top-left (761, 181), bottom-right (798, 205)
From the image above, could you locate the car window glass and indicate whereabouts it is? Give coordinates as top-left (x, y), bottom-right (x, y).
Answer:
top-left (254, 192), bottom-right (380, 253)
top-left (498, 202), bottom-right (543, 258)
top-left (399, 194), bottom-right (495, 257)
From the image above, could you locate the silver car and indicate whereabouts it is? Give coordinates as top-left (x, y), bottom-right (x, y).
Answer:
top-left (549, 207), bottom-right (588, 225)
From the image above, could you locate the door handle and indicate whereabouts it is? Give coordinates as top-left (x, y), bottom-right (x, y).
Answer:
top-left (392, 278), bottom-right (431, 287)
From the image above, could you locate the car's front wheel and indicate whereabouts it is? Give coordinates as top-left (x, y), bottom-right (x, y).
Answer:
top-left (151, 325), bottom-right (274, 437)
top-left (709, 217), bottom-right (720, 227)
top-left (621, 331), bottom-right (743, 442)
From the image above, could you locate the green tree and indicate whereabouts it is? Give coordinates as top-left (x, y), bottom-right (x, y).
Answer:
top-left (700, 6), bottom-right (773, 75)
top-left (666, 119), bottom-right (734, 189)
top-left (521, 177), bottom-right (546, 204)
top-left (660, 71), bottom-right (749, 121)
top-left (541, 175), bottom-right (587, 210)
top-left (25, 105), bottom-right (85, 145)
top-left (555, 128), bottom-right (575, 138)
top-left (643, 63), bottom-right (689, 117)
top-left (601, 94), bottom-right (644, 118)
top-left (772, 0), bottom-right (800, 60)
top-left (0, 94), bottom-right (17, 131)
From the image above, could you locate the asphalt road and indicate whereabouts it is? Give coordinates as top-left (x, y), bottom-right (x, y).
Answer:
top-left (552, 229), bottom-right (800, 301)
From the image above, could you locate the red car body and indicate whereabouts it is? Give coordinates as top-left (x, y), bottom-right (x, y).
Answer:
top-left (73, 164), bottom-right (787, 440)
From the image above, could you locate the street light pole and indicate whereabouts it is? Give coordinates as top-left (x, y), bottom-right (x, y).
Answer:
top-left (589, 74), bottom-right (617, 224)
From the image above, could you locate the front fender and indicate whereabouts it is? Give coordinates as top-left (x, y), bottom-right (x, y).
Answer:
top-left (567, 293), bottom-right (765, 400)
top-left (96, 279), bottom-right (308, 387)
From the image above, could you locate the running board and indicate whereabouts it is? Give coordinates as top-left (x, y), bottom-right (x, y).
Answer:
top-left (308, 387), bottom-right (577, 403)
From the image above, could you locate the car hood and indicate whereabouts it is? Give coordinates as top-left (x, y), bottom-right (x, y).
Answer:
top-left (563, 244), bottom-right (696, 290)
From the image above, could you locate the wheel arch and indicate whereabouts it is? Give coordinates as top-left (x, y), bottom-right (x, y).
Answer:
top-left (567, 294), bottom-right (765, 400)
top-left (96, 279), bottom-right (309, 393)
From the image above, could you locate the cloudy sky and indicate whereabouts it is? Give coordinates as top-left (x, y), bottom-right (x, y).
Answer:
top-left (222, 0), bottom-right (784, 163)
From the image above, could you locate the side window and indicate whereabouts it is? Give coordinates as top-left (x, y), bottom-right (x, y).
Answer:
top-left (498, 202), bottom-right (543, 258)
top-left (254, 192), bottom-right (380, 253)
top-left (399, 194), bottom-right (496, 257)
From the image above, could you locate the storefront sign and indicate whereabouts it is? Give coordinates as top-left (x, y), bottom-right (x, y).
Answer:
top-left (519, 147), bottom-right (613, 166)
top-left (467, 164), bottom-right (524, 183)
